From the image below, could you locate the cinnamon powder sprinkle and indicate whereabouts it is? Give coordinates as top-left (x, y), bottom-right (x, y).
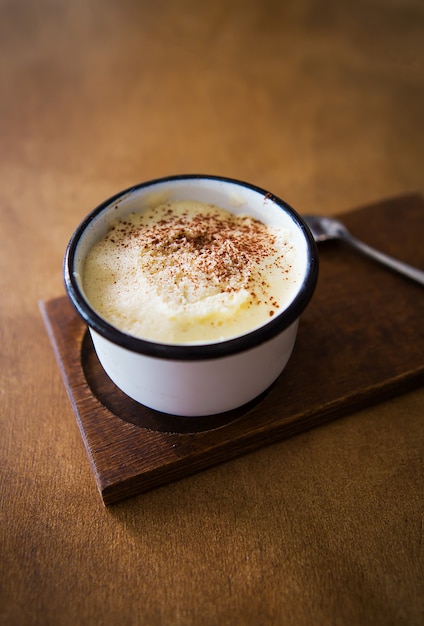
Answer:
top-left (103, 202), bottom-right (285, 306)
top-left (83, 200), bottom-right (298, 343)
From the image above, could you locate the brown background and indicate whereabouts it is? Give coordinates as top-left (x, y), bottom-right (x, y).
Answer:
top-left (1, 1), bottom-right (423, 624)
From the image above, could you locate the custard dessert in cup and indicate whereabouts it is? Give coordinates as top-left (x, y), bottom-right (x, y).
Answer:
top-left (64, 175), bottom-right (318, 417)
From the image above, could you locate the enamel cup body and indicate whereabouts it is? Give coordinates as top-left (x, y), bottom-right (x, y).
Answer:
top-left (64, 175), bottom-right (318, 416)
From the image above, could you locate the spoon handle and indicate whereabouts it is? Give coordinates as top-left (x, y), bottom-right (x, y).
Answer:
top-left (341, 232), bottom-right (424, 287)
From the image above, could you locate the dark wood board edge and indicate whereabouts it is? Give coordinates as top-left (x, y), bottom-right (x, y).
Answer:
top-left (99, 369), bottom-right (424, 504)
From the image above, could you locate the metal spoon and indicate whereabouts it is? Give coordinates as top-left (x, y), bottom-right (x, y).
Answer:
top-left (303, 214), bottom-right (424, 287)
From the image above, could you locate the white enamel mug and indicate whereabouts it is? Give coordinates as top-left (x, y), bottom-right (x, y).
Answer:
top-left (64, 175), bottom-right (318, 417)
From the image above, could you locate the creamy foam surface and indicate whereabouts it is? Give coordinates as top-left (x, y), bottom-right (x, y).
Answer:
top-left (82, 200), bottom-right (302, 344)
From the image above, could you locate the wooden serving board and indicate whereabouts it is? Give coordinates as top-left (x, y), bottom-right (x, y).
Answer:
top-left (40, 194), bottom-right (424, 505)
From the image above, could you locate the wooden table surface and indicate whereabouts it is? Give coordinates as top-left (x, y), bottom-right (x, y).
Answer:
top-left (1, 1), bottom-right (423, 624)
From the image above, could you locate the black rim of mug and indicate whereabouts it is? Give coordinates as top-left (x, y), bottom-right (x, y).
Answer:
top-left (63, 174), bottom-right (319, 361)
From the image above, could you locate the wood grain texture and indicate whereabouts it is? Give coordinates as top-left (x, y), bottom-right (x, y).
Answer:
top-left (40, 194), bottom-right (424, 504)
